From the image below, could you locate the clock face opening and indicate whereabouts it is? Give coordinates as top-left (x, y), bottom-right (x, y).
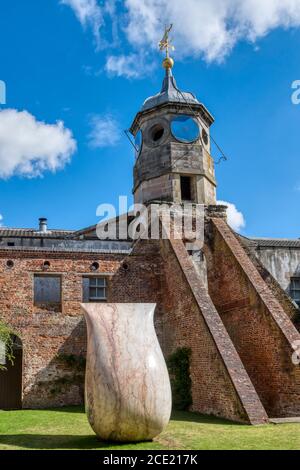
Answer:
top-left (135, 130), bottom-right (143, 158)
top-left (150, 124), bottom-right (165, 143)
top-left (171, 115), bottom-right (200, 143)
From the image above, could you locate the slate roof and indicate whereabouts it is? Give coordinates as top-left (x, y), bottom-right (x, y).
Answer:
top-left (0, 245), bottom-right (131, 254)
top-left (2, 227), bottom-right (300, 248)
top-left (244, 237), bottom-right (300, 249)
top-left (0, 228), bottom-right (74, 238)
top-left (251, 238), bottom-right (300, 249)
top-left (142, 69), bottom-right (200, 112)
top-left (0, 211), bottom-right (136, 242)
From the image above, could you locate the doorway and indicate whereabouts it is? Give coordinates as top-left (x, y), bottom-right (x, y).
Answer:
top-left (181, 176), bottom-right (193, 202)
top-left (0, 336), bottom-right (23, 410)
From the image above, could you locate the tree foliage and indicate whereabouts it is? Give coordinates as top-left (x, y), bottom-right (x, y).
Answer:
top-left (0, 320), bottom-right (15, 371)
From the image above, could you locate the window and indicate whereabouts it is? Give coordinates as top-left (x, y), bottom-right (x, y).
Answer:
top-left (202, 128), bottom-right (209, 146)
top-left (150, 124), bottom-right (165, 143)
top-left (83, 277), bottom-right (107, 302)
top-left (290, 278), bottom-right (300, 306)
top-left (180, 176), bottom-right (192, 201)
top-left (91, 262), bottom-right (100, 272)
top-left (171, 115), bottom-right (200, 143)
top-left (135, 130), bottom-right (143, 159)
top-left (34, 275), bottom-right (61, 306)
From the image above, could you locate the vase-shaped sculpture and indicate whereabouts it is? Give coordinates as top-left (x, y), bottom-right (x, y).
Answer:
top-left (81, 303), bottom-right (172, 442)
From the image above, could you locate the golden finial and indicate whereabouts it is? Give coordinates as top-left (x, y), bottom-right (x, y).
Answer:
top-left (159, 24), bottom-right (175, 70)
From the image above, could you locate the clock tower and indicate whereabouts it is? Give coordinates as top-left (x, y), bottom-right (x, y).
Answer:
top-left (130, 30), bottom-right (217, 206)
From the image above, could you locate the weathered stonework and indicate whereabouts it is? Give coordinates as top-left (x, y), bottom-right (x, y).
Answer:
top-left (131, 102), bottom-right (217, 205)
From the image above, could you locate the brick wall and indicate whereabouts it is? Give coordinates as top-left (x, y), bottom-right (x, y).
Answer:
top-left (238, 235), bottom-right (300, 326)
top-left (207, 219), bottom-right (300, 418)
top-left (1, 213), bottom-right (299, 421)
top-left (0, 250), bottom-right (124, 408)
top-left (158, 235), bottom-right (267, 424)
top-left (0, 242), bottom-right (165, 409)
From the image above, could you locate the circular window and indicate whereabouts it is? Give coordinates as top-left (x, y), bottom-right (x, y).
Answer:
top-left (6, 260), bottom-right (14, 269)
top-left (171, 116), bottom-right (200, 143)
top-left (135, 130), bottom-right (143, 159)
top-left (43, 261), bottom-right (50, 270)
top-left (122, 262), bottom-right (129, 272)
top-left (202, 129), bottom-right (209, 146)
top-left (91, 262), bottom-right (100, 272)
top-left (150, 124), bottom-right (165, 143)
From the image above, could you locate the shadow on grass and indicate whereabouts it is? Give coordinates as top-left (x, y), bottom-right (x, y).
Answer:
top-left (171, 411), bottom-right (244, 426)
top-left (9, 407), bottom-right (244, 427)
top-left (0, 434), bottom-right (153, 450)
top-left (16, 407), bottom-right (86, 414)
top-left (25, 408), bottom-right (244, 427)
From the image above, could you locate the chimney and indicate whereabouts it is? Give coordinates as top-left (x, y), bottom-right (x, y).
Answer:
top-left (39, 218), bottom-right (48, 233)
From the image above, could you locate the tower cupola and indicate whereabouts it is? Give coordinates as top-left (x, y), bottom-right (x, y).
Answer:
top-left (130, 26), bottom-right (217, 206)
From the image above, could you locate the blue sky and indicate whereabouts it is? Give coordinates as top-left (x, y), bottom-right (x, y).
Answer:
top-left (0, 0), bottom-right (300, 237)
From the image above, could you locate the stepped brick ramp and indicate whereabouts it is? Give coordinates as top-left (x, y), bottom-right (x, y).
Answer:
top-left (209, 217), bottom-right (300, 419)
top-left (159, 229), bottom-right (268, 425)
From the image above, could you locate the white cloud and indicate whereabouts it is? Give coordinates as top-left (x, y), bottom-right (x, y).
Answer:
top-left (105, 54), bottom-right (139, 79)
top-left (0, 214), bottom-right (3, 227)
top-left (0, 109), bottom-right (77, 179)
top-left (88, 114), bottom-right (121, 148)
top-left (61, 0), bottom-right (103, 48)
top-left (218, 200), bottom-right (246, 233)
top-left (105, 53), bottom-right (155, 79)
top-left (61, 0), bottom-right (300, 67)
top-left (124, 0), bottom-right (300, 62)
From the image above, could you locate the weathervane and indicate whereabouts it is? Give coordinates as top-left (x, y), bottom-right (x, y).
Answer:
top-left (159, 24), bottom-right (175, 70)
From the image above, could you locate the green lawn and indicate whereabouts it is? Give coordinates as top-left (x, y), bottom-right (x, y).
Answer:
top-left (0, 407), bottom-right (299, 450)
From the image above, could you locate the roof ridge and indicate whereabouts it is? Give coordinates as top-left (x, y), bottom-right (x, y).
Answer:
top-left (251, 237), bottom-right (300, 241)
top-left (0, 227), bottom-right (74, 232)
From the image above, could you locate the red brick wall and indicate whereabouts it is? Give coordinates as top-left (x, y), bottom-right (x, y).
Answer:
top-left (0, 251), bottom-right (124, 408)
top-left (0, 243), bottom-right (164, 409)
top-left (2, 216), bottom-right (299, 422)
top-left (109, 240), bottom-right (163, 305)
top-left (207, 219), bottom-right (300, 418)
top-left (237, 235), bottom-right (300, 325)
top-left (158, 237), bottom-right (267, 424)
top-left (109, 240), bottom-right (166, 343)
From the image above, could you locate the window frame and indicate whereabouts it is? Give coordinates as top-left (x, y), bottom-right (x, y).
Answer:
top-left (170, 115), bottom-right (200, 144)
top-left (33, 273), bottom-right (62, 307)
top-left (83, 276), bottom-right (108, 303)
top-left (290, 277), bottom-right (300, 306)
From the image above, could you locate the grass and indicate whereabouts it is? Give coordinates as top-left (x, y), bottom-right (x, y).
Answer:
top-left (0, 407), bottom-right (299, 450)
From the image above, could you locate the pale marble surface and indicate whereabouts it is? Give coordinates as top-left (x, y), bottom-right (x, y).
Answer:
top-left (81, 303), bottom-right (172, 442)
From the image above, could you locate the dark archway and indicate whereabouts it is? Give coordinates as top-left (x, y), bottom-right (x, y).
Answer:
top-left (0, 335), bottom-right (23, 410)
